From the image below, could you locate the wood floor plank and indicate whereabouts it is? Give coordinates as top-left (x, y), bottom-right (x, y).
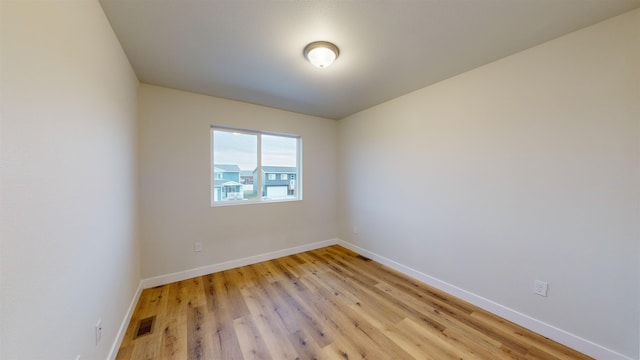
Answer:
top-left (116, 245), bottom-right (593, 360)
top-left (287, 328), bottom-right (322, 359)
top-left (233, 315), bottom-right (272, 360)
top-left (269, 279), bottom-right (334, 348)
top-left (309, 281), bottom-right (415, 359)
top-left (349, 300), bottom-right (443, 360)
top-left (158, 317), bottom-right (185, 360)
top-left (398, 317), bottom-right (484, 360)
top-left (186, 304), bottom-right (213, 360)
top-left (240, 285), bottom-right (301, 359)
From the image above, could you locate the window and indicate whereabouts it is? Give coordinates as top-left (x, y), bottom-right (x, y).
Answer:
top-left (211, 126), bottom-right (301, 205)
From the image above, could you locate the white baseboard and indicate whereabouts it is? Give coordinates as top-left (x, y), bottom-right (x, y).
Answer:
top-left (337, 239), bottom-right (633, 360)
top-left (141, 238), bottom-right (339, 289)
top-left (108, 238), bottom-right (632, 360)
top-left (108, 281), bottom-right (143, 360)
top-left (108, 239), bottom-right (338, 359)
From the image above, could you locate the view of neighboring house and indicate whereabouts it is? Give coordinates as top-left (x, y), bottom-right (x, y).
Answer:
top-left (239, 170), bottom-right (254, 185)
top-left (213, 164), bottom-right (243, 201)
top-left (253, 166), bottom-right (297, 199)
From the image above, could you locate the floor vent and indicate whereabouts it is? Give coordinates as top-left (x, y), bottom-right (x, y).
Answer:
top-left (133, 316), bottom-right (156, 339)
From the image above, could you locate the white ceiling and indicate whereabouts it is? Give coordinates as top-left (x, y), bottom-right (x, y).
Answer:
top-left (99, 0), bottom-right (640, 120)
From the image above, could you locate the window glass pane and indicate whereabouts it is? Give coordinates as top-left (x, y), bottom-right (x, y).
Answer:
top-left (212, 130), bottom-right (257, 203)
top-left (261, 134), bottom-right (298, 200)
top-left (211, 127), bottom-right (301, 206)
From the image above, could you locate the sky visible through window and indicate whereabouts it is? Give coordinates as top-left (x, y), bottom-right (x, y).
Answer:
top-left (213, 130), bottom-right (297, 170)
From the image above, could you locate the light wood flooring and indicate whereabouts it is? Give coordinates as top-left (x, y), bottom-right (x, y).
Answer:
top-left (116, 245), bottom-right (592, 360)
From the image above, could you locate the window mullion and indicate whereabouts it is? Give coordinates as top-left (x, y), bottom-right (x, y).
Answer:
top-left (296, 137), bottom-right (302, 199)
top-left (257, 133), bottom-right (262, 202)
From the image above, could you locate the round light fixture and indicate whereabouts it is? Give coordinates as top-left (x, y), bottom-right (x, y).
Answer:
top-left (303, 41), bottom-right (339, 68)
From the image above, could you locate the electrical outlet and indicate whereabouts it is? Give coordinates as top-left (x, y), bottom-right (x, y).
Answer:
top-left (194, 242), bottom-right (202, 252)
top-left (95, 319), bottom-right (103, 345)
top-left (533, 280), bottom-right (548, 297)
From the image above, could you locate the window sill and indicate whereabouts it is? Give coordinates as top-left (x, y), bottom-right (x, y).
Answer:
top-left (211, 197), bottom-right (302, 207)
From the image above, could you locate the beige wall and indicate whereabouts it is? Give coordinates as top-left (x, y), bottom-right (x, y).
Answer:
top-left (1, 1), bottom-right (140, 359)
top-left (138, 85), bottom-right (338, 279)
top-left (3, 1), bottom-right (638, 358)
top-left (338, 9), bottom-right (640, 359)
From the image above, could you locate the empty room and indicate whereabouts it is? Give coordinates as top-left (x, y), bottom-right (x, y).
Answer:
top-left (2, 0), bottom-right (639, 359)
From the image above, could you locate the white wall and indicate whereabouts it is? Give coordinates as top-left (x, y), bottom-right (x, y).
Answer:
top-left (338, 9), bottom-right (639, 359)
top-left (138, 85), bottom-right (337, 279)
top-left (1, 1), bottom-right (140, 359)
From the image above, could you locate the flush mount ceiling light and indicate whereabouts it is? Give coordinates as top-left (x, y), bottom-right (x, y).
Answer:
top-left (303, 41), bottom-right (339, 68)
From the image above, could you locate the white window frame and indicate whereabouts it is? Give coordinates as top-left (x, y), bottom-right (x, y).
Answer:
top-left (280, 173), bottom-right (288, 180)
top-left (268, 174), bottom-right (276, 180)
top-left (211, 125), bottom-right (302, 206)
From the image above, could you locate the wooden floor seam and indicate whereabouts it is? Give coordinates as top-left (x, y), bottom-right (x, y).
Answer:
top-left (116, 245), bottom-right (593, 360)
